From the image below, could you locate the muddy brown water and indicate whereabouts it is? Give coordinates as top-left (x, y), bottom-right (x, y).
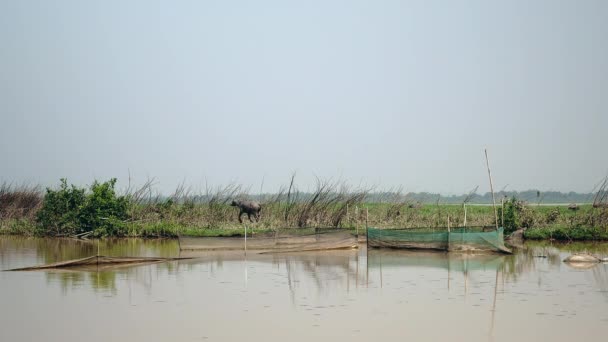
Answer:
top-left (1, 236), bottom-right (607, 342)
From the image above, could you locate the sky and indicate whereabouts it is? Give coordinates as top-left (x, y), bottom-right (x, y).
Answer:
top-left (1, 0), bottom-right (607, 195)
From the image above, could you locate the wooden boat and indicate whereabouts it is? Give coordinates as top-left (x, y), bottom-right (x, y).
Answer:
top-left (178, 228), bottom-right (358, 253)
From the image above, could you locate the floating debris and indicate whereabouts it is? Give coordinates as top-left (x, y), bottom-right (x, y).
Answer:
top-left (563, 254), bottom-right (600, 263)
top-left (563, 254), bottom-right (602, 269)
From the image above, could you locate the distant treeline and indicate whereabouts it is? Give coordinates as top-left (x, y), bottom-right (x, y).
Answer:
top-left (376, 190), bottom-right (595, 204)
top-left (249, 190), bottom-right (595, 205)
top-left (127, 190), bottom-right (594, 205)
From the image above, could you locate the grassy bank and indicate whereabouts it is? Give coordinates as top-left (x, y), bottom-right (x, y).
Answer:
top-left (1, 179), bottom-right (607, 241)
top-left (2, 203), bottom-right (608, 241)
top-left (523, 226), bottom-right (608, 241)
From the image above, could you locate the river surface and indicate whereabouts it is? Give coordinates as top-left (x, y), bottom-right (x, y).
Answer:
top-left (1, 236), bottom-right (607, 341)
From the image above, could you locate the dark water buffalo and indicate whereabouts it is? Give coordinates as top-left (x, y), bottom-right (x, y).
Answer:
top-left (231, 200), bottom-right (261, 223)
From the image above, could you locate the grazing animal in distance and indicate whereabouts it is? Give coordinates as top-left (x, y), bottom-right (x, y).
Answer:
top-left (408, 202), bottom-right (422, 209)
top-left (567, 203), bottom-right (579, 211)
top-left (231, 200), bottom-right (261, 223)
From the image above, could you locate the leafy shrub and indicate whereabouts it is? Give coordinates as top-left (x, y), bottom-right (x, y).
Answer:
top-left (499, 198), bottom-right (520, 233)
top-left (79, 179), bottom-right (128, 236)
top-left (36, 179), bottom-right (86, 236)
top-left (36, 179), bottom-right (128, 237)
top-left (545, 208), bottom-right (560, 224)
top-left (519, 208), bottom-right (536, 229)
top-left (498, 197), bottom-right (540, 233)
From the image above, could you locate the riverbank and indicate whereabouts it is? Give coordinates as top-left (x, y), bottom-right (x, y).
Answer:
top-left (523, 226), bottom-right (608, 241)
top-left (2, 179), bottom-right (607, 241)
top-left (3, 218), bottom-right (608, 242)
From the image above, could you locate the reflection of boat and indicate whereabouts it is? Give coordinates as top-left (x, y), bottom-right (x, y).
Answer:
top-left (6, 255), bottom-right (191, 271)
top-left (367, 248), bottom-right (507, 272)
top-left (178, 228), bottom-right (358, 253)
top-left (367, 226), bottom-right (512, 254)
top-left (179, 248), bottom-right (367, 298)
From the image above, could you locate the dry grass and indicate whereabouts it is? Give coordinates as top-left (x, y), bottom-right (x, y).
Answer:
top-left (0, 183), bottom-right (43, 220)
top-left (1, 176), bottom-right (607, 238)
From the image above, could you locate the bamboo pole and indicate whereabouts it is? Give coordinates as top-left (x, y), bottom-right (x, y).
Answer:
top-left (485, 149), bottom-right (499, 230)
top-left (366, 206), bottom-right (369, 288)
top-left (463, 203), bottom-right (467, 227)
top-left (447, 259), bottom-right (451, 291)
top-left (379, 254), bottom-right (383, 288)
top-left (356, 247), bottom-right (359, 289)
top-left (355, 205), bottom-right (359, 237)
top-left (346, 203), bottom-right (349, 228)
top-left (501, 197), bottom-right (505, 228)
top-left (447, 215), bottom-right (451, 232)
top-left (447, 215), bottom-right (451, 252)
top-left (365, 207), bottom-right (369, 248)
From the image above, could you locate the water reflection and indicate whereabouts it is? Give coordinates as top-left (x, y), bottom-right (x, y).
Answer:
top-left (179, 249), bottom-right (366, 298)
top-left (2, 236), bottom-right (608, 297)
top-left (1, 237), bottom-right (180, 294)
top-left (0, 237), bottom-right (179, 269)
top-left (2, 236), bottom-right (608, 342)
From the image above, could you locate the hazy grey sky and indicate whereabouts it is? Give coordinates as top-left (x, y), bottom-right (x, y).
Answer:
top-left (1, 0), bottom-right (607, 194)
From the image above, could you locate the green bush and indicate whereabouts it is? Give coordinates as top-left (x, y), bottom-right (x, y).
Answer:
top-left (545, 208), bottom-right (560, 224)
top-left (498, 197), bottom-right (520, 233)
top-left (79, 179), bottom-right (128, 236)
top-left (36, 179), bottom-right (86, 236)
top-left (498, 197), bottom-right (540, 233)
top-left (36, 179), bottom-right (128, 237)
top-left (525, 226), bottom-right (608, 241)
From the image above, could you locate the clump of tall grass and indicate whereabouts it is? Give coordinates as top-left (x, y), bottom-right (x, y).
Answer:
top-left (380, 187), bottom-right (411, 221)
top-left (0, 183), bottom-right (43, 220)
top-left (254, 174), bottom-right (370, 228)
top-left (120, 173), bottom-right (371, 232)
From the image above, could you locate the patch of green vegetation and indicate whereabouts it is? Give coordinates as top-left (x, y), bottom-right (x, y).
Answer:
top-left (36, 179), bottom-right (128, 237)
top-left (498, 198), bottom-right (520, 233)
top-left (179, 227), bottom-right (274, 237)
top-left (524, 226), bottom-right (608, 241)
top-left (114, 223), bottom-right (277, 238)
top-left (524, 240), bottom-right (608, 254)
top-left (0, 219), bottom-right (37, 236)
top-left (2, 177), bottom-right (607, 241)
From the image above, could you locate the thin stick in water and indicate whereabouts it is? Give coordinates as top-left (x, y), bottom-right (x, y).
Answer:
top-left (485, 149), bottom-right (499, 230)
top-left (355, 205), bottom-right (359, 237)
top-left (448, 215), bottom-right (451, 231)
top-left (501, 197), bottom-right (505, 228)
